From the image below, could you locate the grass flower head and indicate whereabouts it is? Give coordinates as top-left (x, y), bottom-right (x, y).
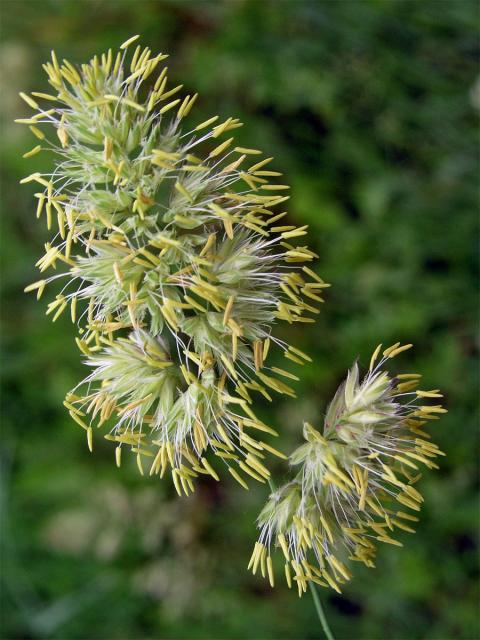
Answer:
top-left (249, 343), bottom-right (446, 595)
top-left (20, 36), bottom-right (327, 492)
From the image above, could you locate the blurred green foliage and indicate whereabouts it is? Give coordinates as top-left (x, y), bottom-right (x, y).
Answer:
top-left (1, 1), bottom-right (478, 639)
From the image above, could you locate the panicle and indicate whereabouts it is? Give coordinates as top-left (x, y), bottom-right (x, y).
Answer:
top-left (249, 343), bottom-right (446, 594)
top-left (19, 37), bottom-right (327, 491)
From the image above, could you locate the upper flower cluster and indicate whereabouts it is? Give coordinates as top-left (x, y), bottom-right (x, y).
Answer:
top-left (249, 343), bottom-right (446, 595)
top-left (20, 36), bottom-right (327, 491)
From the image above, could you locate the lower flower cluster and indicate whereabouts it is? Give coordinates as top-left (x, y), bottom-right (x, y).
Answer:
top-left (249, 343), bottom-right (446, 595)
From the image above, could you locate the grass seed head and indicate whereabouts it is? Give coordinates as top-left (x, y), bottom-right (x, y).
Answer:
top-left (20, 37), bottom-right (326, 490)
top-left (250, 344), bottom-right (446, 594)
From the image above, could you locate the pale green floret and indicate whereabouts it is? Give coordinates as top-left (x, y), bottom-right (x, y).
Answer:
top-left (257, 482), bottom-right (302, 534)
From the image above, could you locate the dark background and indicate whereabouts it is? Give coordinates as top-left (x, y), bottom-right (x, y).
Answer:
top-left (1, 1), bottom-right (478, 638)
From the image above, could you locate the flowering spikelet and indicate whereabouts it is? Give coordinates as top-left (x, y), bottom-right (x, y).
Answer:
top-left (249, 343), bottom-right (446, 595)
top-left (19, 36), bottom-right (327, 491)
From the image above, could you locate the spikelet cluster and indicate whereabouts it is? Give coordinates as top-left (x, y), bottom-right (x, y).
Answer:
top-left (19, 36), bottom-right (328, 493)
top-left (249, 343), bottom-right (446, 595)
